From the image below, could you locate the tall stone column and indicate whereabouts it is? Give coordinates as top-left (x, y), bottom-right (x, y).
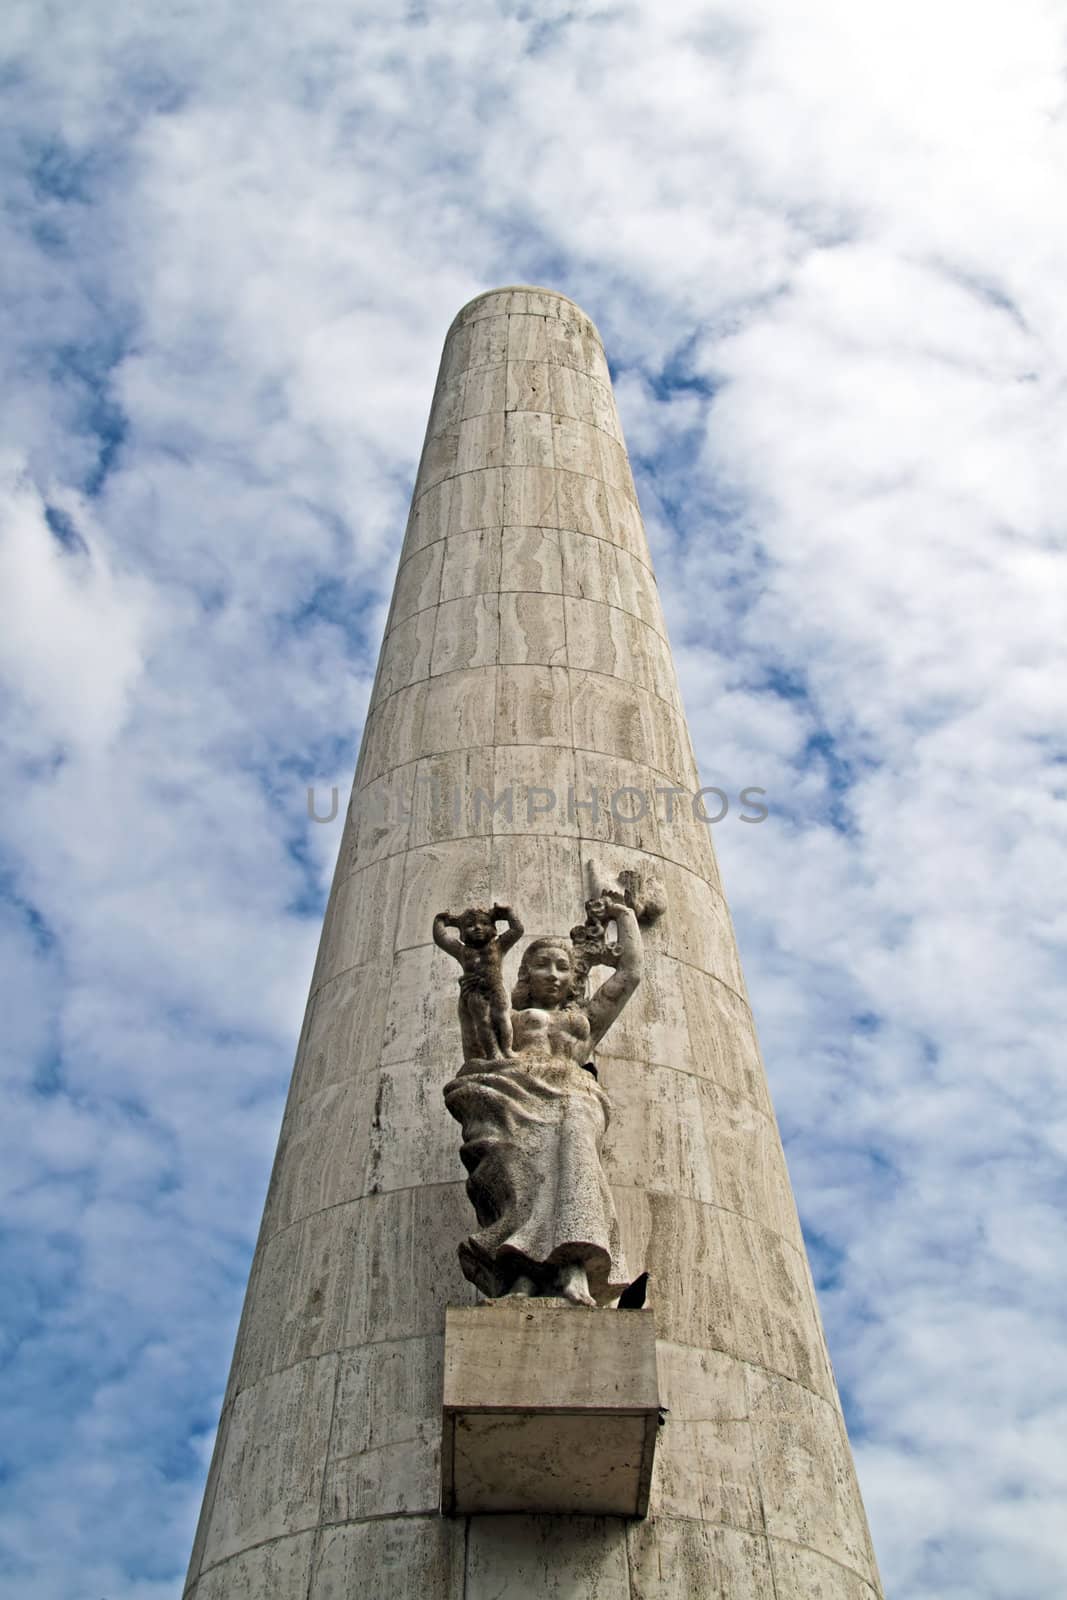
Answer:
top-left (185, 288), bottom-right (883, 1599)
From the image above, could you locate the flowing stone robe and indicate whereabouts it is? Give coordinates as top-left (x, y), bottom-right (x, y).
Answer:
top-left (444, 1021), bottom-right (629, 1303)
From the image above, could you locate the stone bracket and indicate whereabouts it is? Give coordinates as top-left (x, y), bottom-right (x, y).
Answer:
top-left (441, 1301), bottom-right (661, 1518)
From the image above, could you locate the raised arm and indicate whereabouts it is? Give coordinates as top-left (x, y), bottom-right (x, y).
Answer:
top-left (432, 911), bottom-right (464, 961)
top-left (584, 896), bottom-right (642, 1050)
top-left (493, 903), bottom-right (525, 955)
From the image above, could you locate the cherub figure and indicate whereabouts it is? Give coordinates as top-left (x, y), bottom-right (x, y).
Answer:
top-left (569, 896), bottom-right (621, 1000)
top-left (433, 904), bottom-right (525, 1062)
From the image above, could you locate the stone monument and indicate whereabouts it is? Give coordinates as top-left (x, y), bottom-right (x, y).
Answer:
top-left (185, 287), bottom-right (883, 1598)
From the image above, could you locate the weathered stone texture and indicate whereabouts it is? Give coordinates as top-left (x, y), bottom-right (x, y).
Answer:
top-left (186, 286), bottom-right (881, 1599)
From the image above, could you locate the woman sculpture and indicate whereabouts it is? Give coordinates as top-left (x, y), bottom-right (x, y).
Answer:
top-left (440, 890), bottom-right (642, 1307)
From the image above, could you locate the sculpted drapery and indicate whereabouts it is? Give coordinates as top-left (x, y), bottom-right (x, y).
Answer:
top-left (436, 889), bottom-right (643, 1308)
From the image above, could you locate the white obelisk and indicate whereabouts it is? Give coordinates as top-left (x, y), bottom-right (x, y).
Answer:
top-left (185, 287), bottom-right (882, 1598)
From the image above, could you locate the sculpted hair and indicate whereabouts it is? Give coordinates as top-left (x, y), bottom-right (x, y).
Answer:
top-left (511, 938), bottom-right (575, 1009)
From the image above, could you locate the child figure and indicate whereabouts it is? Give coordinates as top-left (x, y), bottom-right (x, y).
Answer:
top-left (433, 904), bottom-right (525, 1062)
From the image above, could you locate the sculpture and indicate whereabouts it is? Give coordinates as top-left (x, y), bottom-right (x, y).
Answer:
top-left (440, 881), bottom-right (647, 1307)
top-left (432, 904), bottom-right (525, 1062)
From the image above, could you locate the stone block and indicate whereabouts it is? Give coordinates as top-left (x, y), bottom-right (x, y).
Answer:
top-left (561, 527), bottom-right (619, 607)
top-left (508, 312), bottom-right (550, 363)
top-left (457, 410), bottom-right (505, 473)
top-left (420, 666), bottom-right (497, 756)
top-left (747, 1369), bottom-right (879, 1586)
top-left (611, 1191), bottom-right (734, 1355)
top-left (498, 591), bottom-right (567, 666)
top-left (491, 744), bottom-right (578, 836)
top-left (569, 668), bottom-right (651, 766)
top-left (597, 1056), bottom-right (711, 1205)
top-left (467, 1514), bottom-right (631, 1599)
top-left (468, 313), bottom-right (509, 369)
top-left (261, 1067), bottom-right (377, 1239)
top-left (414, 424), bottom-right (461, 496)
top-left (552, 414), bottom-right (606, 479)
top-left (310, 1517), bottom-right (465, 1600)
top-left (500, 525), bottom-right (563, 594)
top-left (504, 409), bottom-right (554, 467)
top-left (768, 1539), bottom-right (882, 1599)
top-left (355, 680), bottom-right (426, 788)
top-left (342, 1185), bottom-right (478, 1347)
top-left (323, 1335), bottom-right (442, 1517)
top-left (310, 854), bottom-right (406, 994)
top-left (722, 1215), bottom-right (837, 1401)
top-left (698, 1079), bottom-right (805, 1247)
top-left (403, 476), bottom-right (452, 556)
top-left (648, 1342), bottom-right (763, 1530)
top-left (228, 1206), bottom-right (354, 1391)
top-left (613, 546), bottom-right (663, 632)
top-left (194, 1531), bottom-right (315, 1600)
top-left (463, 361), bottom-right (506, 420)
top-left (426, 371), bottom-right (465, 438)
top-left (409, 746), bottom-right (496, 845)
top-left (495, 663), bottom-right (572, 746)
top-left (343, 763), bottom-right (413, 874)
top-left (448, 467), bottom-right (504, 535)
top-left (292, 960), bottom-right (392, 1103)
top-left (368, 1061), bottom-right (461, 1194)
top-left (626, 1518), bottom-right (776, 1599)
top-left (677, 964), bottom-right (770, 1111)
top-left (372, 607), bottom-right (435, 701)
top-left (388, 539), bottom-right (443, 627)
top-left (503, 463), bottom-right (558, 528)
top-left (440, 526), bottom-right (501, 601)
top-left (602, 951), bottom-right (691, 1070)
top-left (489, 833), bottom-right (583, 938)
top-left (395, 837), bottom-right (492, 952)
top-left (202, 1355), bottom-right (336, 1568)
top-left (430, 594), bottom-right (499, 675)
top-left (380, 943), bottom-right (457, 1067)
top-left (572, 749), bottom-right (663, 857)
top-left (441, 1303), bottom-right (660, 1517)
top-left (506, 358), bottom-right (550, 413)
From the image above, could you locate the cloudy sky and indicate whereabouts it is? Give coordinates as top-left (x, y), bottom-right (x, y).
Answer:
top-left (2, 1), bottom-right (1065, 1595)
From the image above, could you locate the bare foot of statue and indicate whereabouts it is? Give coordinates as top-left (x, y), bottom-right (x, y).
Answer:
top-left (556, 1262), bottom-right (596, 1307)
top-left (506, 1275), bottom-right (537, 1298)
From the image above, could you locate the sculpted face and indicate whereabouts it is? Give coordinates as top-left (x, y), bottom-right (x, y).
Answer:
top-left (525, 944), bottom-right (573, 1007)
top-left (461, 911), bottom-right (495, 947)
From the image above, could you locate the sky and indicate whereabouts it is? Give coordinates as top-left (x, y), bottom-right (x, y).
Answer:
top-left (1, 1), bottom-right (1065, 1595)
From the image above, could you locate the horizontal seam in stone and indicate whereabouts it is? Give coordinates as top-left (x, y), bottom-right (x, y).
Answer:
top-left (228, 1335), bottom-right (841, 1435)
top-left (384, 589), bottom-right (668, 649)
top-left (434, 356), bottom-right (615, 412)
top-left (251, 1179), bottom-right (813, 1310)
top-left (216, 1347), bottom-right (847, 1440)
top-left (335, 815), bottom-right (720, 904)
top-left (349, 744), bottom-right (695, 812)
top-left (360, 672), bottom-right (686, 764)
top-left (409, 460), bottom-right (639, 517)
top-left (197, 1507), bottom-right (875, 1585)
top-left (315, 931), bottom-right (747, 1017)
top-left (325, 837), bottom-right (731, 951)
top-left (427, 404), bottom-right (626, 462)
top-left (763, 1530), bottom-right (881, 1593)
top-left (294, 1034), bottom-right (772, 1120)
top-left (394, 520), bottom-right (656, 583)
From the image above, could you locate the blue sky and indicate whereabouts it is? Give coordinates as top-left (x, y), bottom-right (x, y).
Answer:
top-left (2, 1), bottom-right (1066, 1595)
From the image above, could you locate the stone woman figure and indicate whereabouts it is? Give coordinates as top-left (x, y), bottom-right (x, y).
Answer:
top-left (442, 891), bottom-right (642, 1307)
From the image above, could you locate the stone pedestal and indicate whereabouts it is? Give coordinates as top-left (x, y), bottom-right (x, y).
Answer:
top-left (442, 1302), bottom-right (660, 1518)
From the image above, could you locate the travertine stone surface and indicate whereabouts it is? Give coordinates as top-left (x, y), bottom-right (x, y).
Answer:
top-left (186, 287), bottom-right (882, 1598)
